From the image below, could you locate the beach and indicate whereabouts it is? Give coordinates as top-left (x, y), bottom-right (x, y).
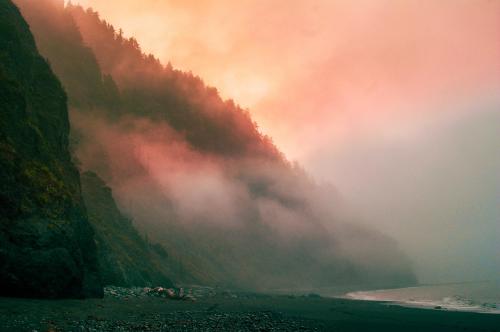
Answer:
top-left (1, 289), bottom-right (499, 331)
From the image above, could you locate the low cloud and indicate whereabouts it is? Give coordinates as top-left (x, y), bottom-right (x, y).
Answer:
top-left (71, 110), bottom-right (416, 289)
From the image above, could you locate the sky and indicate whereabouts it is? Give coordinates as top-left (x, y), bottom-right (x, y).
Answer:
top-left (71, 0), bottom-right (500, 283)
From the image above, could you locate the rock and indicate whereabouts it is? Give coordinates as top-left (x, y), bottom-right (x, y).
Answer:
top-left (0, 0), bottom-right (102, 299)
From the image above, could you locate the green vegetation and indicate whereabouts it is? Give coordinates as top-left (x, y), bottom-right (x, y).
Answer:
top-left (0, 0), bottom-right (102, 298)
top-left (16, 0), bottom-right (282, 159)
top-left (81, 172), bottom-right (173, 287)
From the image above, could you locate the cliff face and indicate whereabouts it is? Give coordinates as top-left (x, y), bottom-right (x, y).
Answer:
top-left (12, 0), bottom-right (175, 288)
top-left (81, 172), bottom-right (173, 287)
top-left (13, 0), bottom-right (121, 111)
top-left (0, 0), bottom-right (102, 298)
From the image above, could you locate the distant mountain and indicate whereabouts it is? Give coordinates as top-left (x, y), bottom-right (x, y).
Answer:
top-left (14, 0), bottom-right (417, 290)
top-left (0, 0), bottom-right (101, 298)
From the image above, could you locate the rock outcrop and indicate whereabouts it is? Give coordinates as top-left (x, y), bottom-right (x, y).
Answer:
top-left (0, 0), bottom-right (102, 298)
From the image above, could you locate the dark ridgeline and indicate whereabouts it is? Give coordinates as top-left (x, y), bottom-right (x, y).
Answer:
top-left (13, 0), bottom-right (121, 112)
top-left (16, 0), bottom-right (282, 160)
top-left (10, 0), bottom-right (417, 292)
top-left (67, 4), bottom-right (283, 159)
top-left (0, 0), bottom-right (101, 298)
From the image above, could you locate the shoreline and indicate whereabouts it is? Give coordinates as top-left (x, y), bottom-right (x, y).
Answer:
top-left (343, 296), bottom-right (500, 315)
top-left (341, 281), bottom-right (500, 315)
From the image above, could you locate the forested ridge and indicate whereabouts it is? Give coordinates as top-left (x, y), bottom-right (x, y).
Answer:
top-left (9, 0), bottom-right (417, 291)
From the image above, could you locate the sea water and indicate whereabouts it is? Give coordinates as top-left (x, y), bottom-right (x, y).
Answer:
top-left (344, 280), bottom-right (500, 314)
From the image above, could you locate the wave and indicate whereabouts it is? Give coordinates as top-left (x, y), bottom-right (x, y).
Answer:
top-left (344, 283), bottom-right (500, 314)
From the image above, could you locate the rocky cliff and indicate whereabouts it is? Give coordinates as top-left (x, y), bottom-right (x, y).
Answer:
top-left (12, 0), bottom-right (175, 288)
top-left (0, 0), bottom-right (102, 298)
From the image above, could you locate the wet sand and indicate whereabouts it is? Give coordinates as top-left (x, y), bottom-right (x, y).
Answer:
top-left (0, 293), bottom-right (499, 331)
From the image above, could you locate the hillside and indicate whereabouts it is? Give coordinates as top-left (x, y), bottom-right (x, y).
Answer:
top-left (81, 172), bottom-right (173, 287)
top-left (67, 4), bottom-right (283, 159)
top-left (15, 0), bottom-right (417, 290)
top-left (0, 0), bottom-right (101, 298)
top-left (13, 0), bottom-right (176, 289)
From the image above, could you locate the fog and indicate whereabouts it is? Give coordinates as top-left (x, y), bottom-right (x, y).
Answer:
top-left (313, 103), bottom-right (500, 283)
top-left (69, 0), bottom-right (500, 284)
top-left (70, 110), bottom-right (415, 289)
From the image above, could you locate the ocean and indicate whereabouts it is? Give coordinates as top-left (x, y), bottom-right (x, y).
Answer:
top-left (343, 280), bottom-right (500, 314)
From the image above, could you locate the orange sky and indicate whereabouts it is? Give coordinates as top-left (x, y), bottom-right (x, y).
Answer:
top-left (72, 0), bottom-right (499, 162)
top-left (71, 0), bottom-right (500, 282)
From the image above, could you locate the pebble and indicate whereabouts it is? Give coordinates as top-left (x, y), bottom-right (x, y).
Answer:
top-left (1, 287), bottom-right (323, 331)
top-left (57, 311), bottom-right (320, 331)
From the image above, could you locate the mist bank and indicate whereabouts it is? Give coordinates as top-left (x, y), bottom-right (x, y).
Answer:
top-left (68, 0), bottom-right (500, 286)
top-left (15, 0), bottom-right (417, 289)
top-left (317, 105), bottom-right (500, 284)
top-left (72, 111), bottom-right (416, 289)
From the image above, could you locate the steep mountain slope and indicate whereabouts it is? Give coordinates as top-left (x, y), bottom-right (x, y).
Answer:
top-left (68, 4), bottom-right (282, 159)
top-left (13, 0), bottom-right (176, 288)
top-left (15, 0), bottom-right (417, 290)
top-left (81, 172), bottom-right (173, 287)
top-left (0, 0), bottom-right (101, 298)
top-left (13, 0), bottom-right (119, 111)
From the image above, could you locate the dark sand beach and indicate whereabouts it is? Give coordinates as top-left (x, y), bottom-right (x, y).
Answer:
top-left (1, 291), bottom-right (499, 331)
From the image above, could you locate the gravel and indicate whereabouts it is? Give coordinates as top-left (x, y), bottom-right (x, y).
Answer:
top-left (58, 311), bottom-right (320, 331)
top-left (0, 287), bottom-right (324, 331)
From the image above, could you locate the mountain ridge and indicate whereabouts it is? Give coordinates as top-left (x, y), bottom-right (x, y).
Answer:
top-left (13, 0), bottom-right (417, 291)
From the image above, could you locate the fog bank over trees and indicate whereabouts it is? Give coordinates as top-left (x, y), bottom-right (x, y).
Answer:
top-left (15, 0), bottom-right (417, 289)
